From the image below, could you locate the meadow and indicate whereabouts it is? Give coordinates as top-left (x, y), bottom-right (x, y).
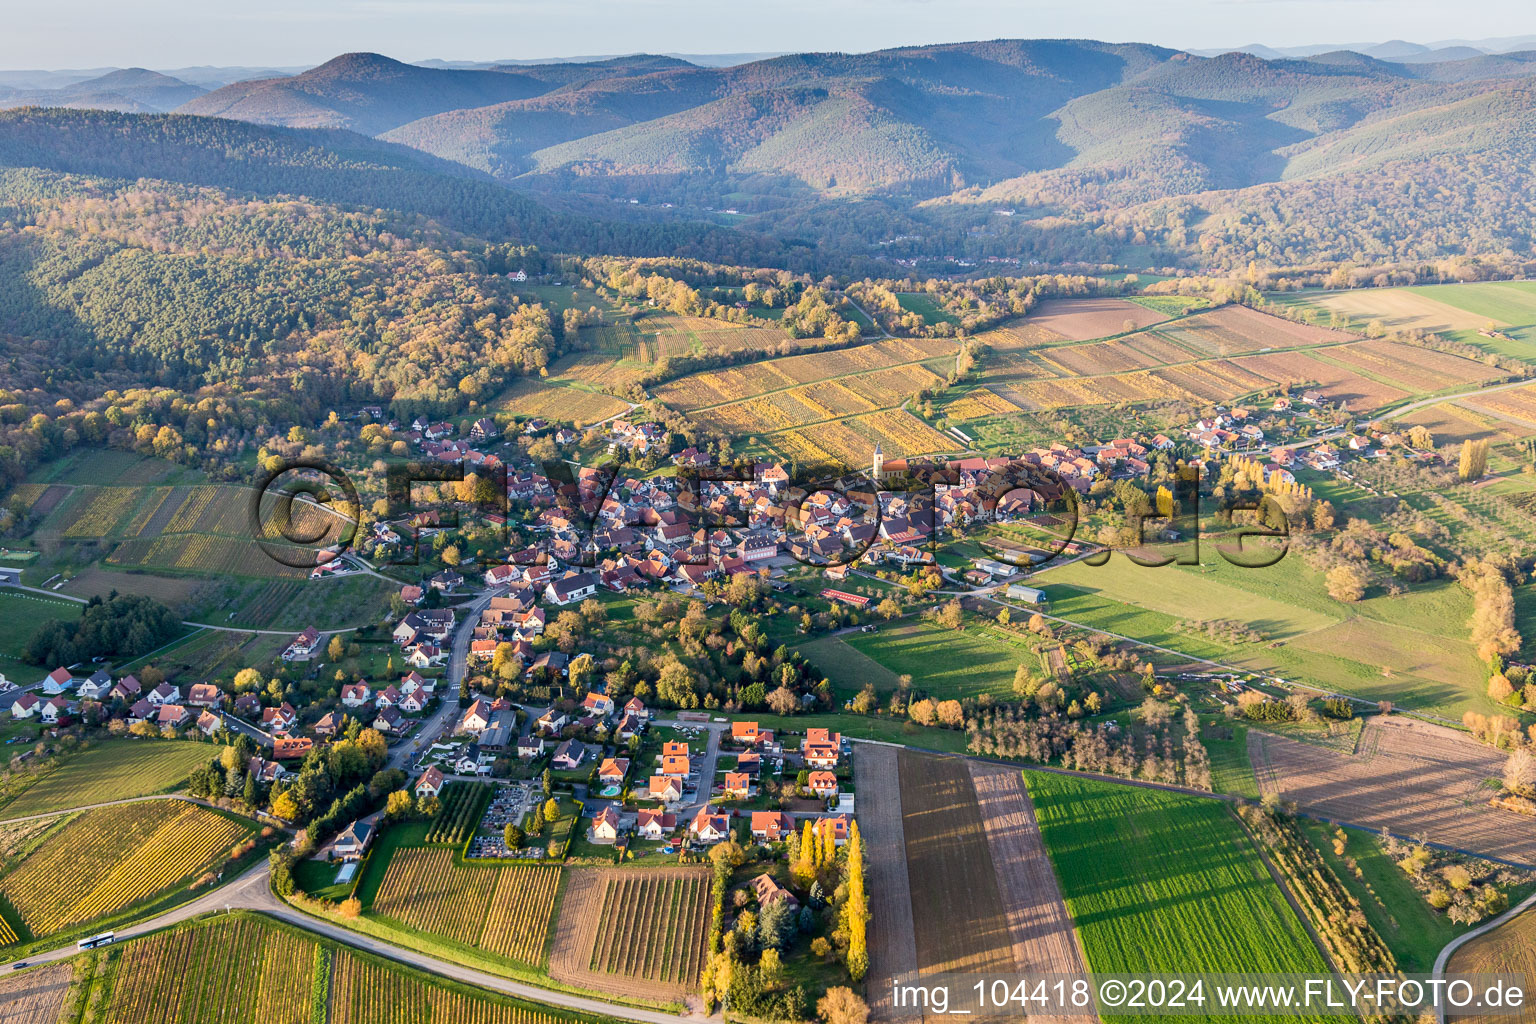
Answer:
top-left (0, 741), bottom-right (218, 820)
top-left (843, 619), bottom-right (1026, 700)
top-left (1035, 555), bottom-right (1491, 719)
top-left (895, 291), bottom-right (960, 326)
top-left (1025, 771), bottom-right (1333, 1018)
top-left (1272, 281), bottom-right (1536, 362)
top-left (0, 591), bottom-right (80, 685)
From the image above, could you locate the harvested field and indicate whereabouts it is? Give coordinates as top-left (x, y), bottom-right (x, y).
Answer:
top-left (1388, 403), bottom-right (1519, 444)
top-left (25, 485), bottom-right (69, 519)
top-left (547, 866), bottom-right (711, 1004)
top-left (1249, 717), bottom-right (1536, 866)
top-left (60, 568), bottom-right (202, 606)
top-left (1278, 289), bottom-right (1492, 337)
top-left (1325, 339), bottom-right (1501, 393)
top-left (1024, 298), bottom-right (1168, 341)
top-left (0, 964), bottom-right (69, 1024)
top-left (898, 751), bottom-right (1015, 975)
top-left (967, 764), bottom-right (1092, 1023)
top-left (1447, 905), bottom-right (1536, 1024)
top-left (1230, 349), bottom-right (1410, 410)
top-left (854, 745), bottom-right (919, 1022)
top-left (1159, 304), bottom-right (1353, 355)
top-left (1458, 383), bottom-right (1536, 433)
top-left (370, 846), bottom-right (560, 965)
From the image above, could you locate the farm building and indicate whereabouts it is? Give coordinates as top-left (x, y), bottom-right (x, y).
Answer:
top-left (1005, 584), bottom-right (1046, 605)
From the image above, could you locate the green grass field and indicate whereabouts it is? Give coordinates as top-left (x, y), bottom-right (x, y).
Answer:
top-left (896, 292), bottom-right (960, 326)
top-left (1026, 771), bottom-right (1334, 1020)
top-left (0, 592), bottom-right (81, 686)
top-left (1293, 821), bottom-right (1458, 973)
top-left (1200, 720), bottom-right (1260, 799)
top-left (796, 633), bottom-right (902, 695)
top-left (1034, 555), bottom-right (1490, 719)
top-left (0, 741), bottom-right (218, 819)
top-left (843, 618), bottom-right (1024, 699)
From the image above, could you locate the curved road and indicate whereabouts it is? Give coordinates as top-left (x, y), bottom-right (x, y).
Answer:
top-left (16, 857), bottom-right (706, 1024)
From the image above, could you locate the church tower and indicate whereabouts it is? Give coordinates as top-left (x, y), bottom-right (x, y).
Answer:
top-left (872, 442), bottom-right (884, 481)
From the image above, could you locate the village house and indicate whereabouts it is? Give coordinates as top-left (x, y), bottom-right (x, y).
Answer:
top-left (459, 699), bottom-right (492, 735)
top-left (147, 682), bottom-right (181, 706)
top-left (155, 704), bottom-right (189, 728)
top-left (78, 670), bottom-right (112, 700)
top-left (40, 667), bottom-right (73, 694)
top-left (808, 770), bottom-right (840, 799)
top-left (341, 683), bottom-right (371, 707)
top-left (282, 627), bottom-right (322, 661)
top-left (10, 693), bottom-right (39, 718)
top-left (597, 758), bottom-right (629, 788)
top-left (535, 707), bottom-right (568, 735)
top-left (545, 572), bottom-right (599, 606)
top-left (374, 706), bottom-right (406, 735)
top-left (552, 739), bottom-right (585, 770)
top-left (750, 811), bottom-right (795, 842)
top-left (590, 806), bottom-right (624, 844)
top-left (648, 776), bottom-right (684, 805)
top-left (273, 736), bottom-right (314, 760)
top-left (723, 771), bottom-right (753, 799)
top-left (688, 809), bottom-right (730, 844)
top-left (313, 711), bottom-right (344, 738)
top-left (262, 702), bottom-right (298, 734)
top-left (331, 820), bottom-right (374, 862)
top-left (108, 675), bottom-right (142, 702)
top-left (750, 872), bottom-right (799, 909)
top-left (635, 809), bottom-right (676, 841)
top-left (415, 765), bottom-right (445, 799)
top-left (186, 683), bottom-right (222, 708)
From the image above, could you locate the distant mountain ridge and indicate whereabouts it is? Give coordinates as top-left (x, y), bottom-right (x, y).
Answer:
top-left (0, 68), bottom-right (206, 113)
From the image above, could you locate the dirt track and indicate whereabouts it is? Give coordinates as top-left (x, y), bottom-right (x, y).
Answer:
top-left (854, 745), bottom-right (920, 1022)
top-left (1250, 717), bottom-right (1536, 865)
top-left (969, 763), bottom-right (1097, 1022)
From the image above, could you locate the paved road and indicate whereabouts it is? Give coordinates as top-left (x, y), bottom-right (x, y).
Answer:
top-left (385, 588), bottom-right (500, 772)
top-left (1433, 886), bottom-right (1536, 1024)
top-left (1383, 375), bottom-right (1536, 422)
top-left (17, 857), bottom-right (707, 1023)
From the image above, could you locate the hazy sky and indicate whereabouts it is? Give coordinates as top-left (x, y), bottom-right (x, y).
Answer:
top-left (4, 0), bottom-right (1534, 69)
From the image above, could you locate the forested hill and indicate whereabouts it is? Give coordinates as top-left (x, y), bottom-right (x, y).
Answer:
top-left (157, 39), bottom-right (1536, 268)
top-left (0, 108), bottom-right (774, 264)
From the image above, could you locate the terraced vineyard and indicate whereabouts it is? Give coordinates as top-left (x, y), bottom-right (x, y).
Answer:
top-left (370, 846), bottom-right (561, 964)
top-left (1026, 770), bottom-right (1333, 1016)
top-left (0, 800), bottom-right (252, 938)
top-left (548, 867), bottom-right (712, 1001)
